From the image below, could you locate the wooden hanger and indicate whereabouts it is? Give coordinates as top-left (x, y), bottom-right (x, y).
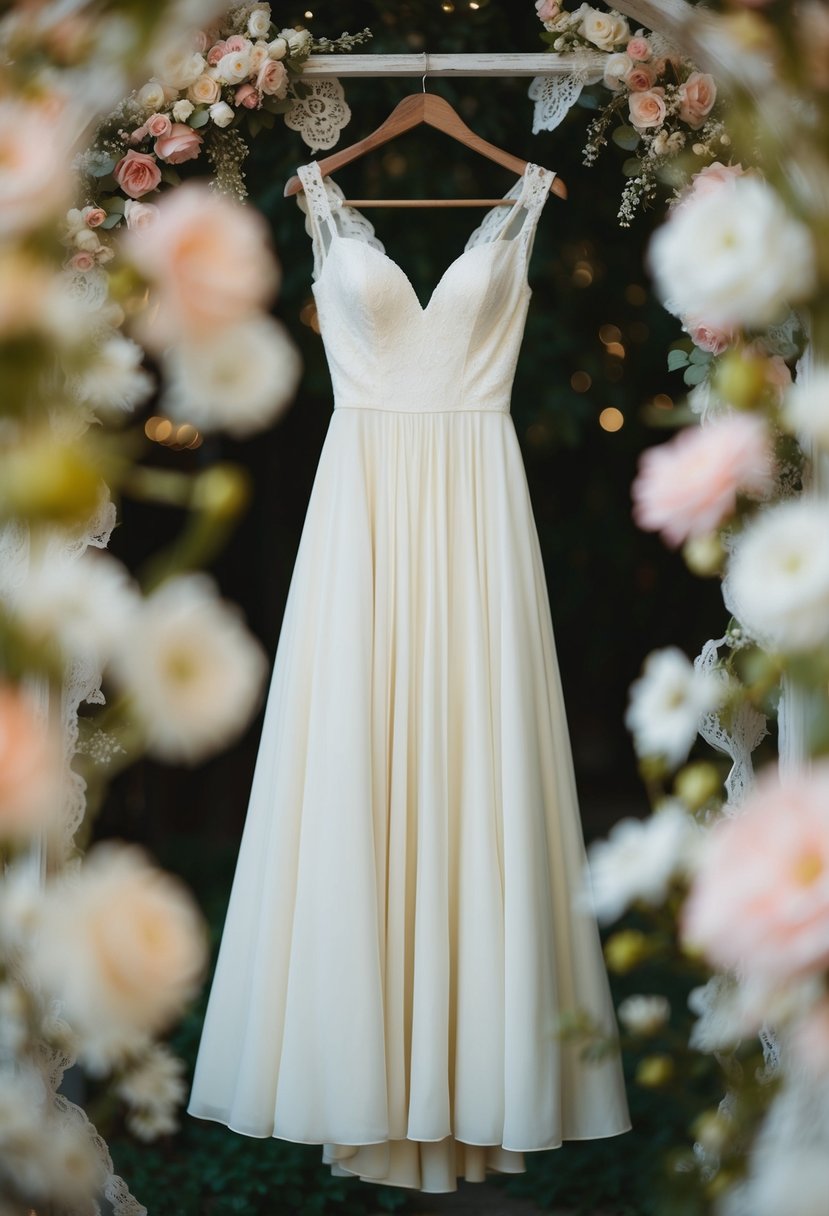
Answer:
top-left (283, 90), bottom-right (567, 207)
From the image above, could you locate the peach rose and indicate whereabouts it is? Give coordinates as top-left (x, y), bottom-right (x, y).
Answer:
top-left (256, 58), bottom-right (287, 96)
top-left (82, 205), bottom-right (107, 227)
top-left (145, 112), bottom-right (172, 139)
top-left (206, 40), bottom-right (227, 65)
top-left (187, 73), bottom-right (222, 105)
top-left (124, 199), bottom-right (159, 229)
top-left (122, 181), bottom-right (279, 346)
top-left (0, 98), bottom-right (74, 237)
top-left (678, 72), bottom-right (717, 130)
top-left (627, 64), bottom-right (656, 91)
top-left (632, 413), bottom-right (774, 546)
top-left (153, 123), bottom-right (203, 165)
top-left (629, 87), bottom-right (666, 130)
top-left (250, 43), bottom-right (269, 72)
top-left (686, 161), bottom-right (746, 201)
top-left (683, 765), bottom-right (829, 984)
top-left (113, 149), bottom-right (161, 199)
top-left (684, 317), bottom-right (736, 355)
top-left (0, 684), bottom-right (59, 839)
top-left (235, 83), bottom-right (261, 109)
top-left (627, 36), bottom-right (651, 60)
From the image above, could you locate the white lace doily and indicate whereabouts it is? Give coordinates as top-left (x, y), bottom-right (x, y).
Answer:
top-left (529, 72), bottom-right (587, 133)
top-left (284, 77), bottom-right (351, 152)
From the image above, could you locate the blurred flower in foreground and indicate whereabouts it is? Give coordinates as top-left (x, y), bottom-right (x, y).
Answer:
top-left (683, 764), bottom-right (829, 985)
top-left (117, 1042), bottom-right (187, 1141)
top-left (617, 994), bottom-right (670, 1036)
top-left (0, 97), bottom-right (74, 239)
top-left (0, 684), bottom-right (60, 842)
top-left (626, 647), bottom-right (724, 769)
top-left (648, 176), bottom-right (815, 329)
top-left (727, 497), bottom-right (829, 651)
top-left (631, 414), bottom-right (775, 548)
top-left (782, 365), bottom-right (829, 451)
top-left (28, 842), bottom-right (207, 1073)
top-left (584, 801), bottom-right (699, 922)
top-left (110, 573), bottom-right (267, 764)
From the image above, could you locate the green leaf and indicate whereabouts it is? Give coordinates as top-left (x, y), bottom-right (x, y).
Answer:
top-left (539, 31), bottom-right (558, 44)
top-left (189, 107), bottom-right (210, 129)
top-left (103, 196), bottom-right (125, 214)
top-left (622, 157), bottom-right (641, 177)
top-left (100, 213), bottom-right (122, 229)
top-left (667, 349), bottom-right (690, 372)
top-left (259, 109), bottom-right (276, 129)
top-left (292, 79), bottom-right (311, 100)
top-left (688, 346), bottom-right (713, 365)
top-left (159, 165), bottom-right (181, 186)
top-left (611, 125), bottom-right (640, 151)
top-left (266, 98), bottom-right (295, 114)
top-left (576, 90), bottom-right (600, 110)
top-left (88, 155), bottom-right (116, 178)
top-left (247, 112), bottom-right (263, 138)
top-left (684, 363), bottom-right (709, 386)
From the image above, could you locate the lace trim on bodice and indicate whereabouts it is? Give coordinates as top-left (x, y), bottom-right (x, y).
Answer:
top-left (296, 160), bottom-right (556, 280)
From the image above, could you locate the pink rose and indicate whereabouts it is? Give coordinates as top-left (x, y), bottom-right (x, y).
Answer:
top-left (82, 205), bottom-right (107, 227)
top-left (628, 87), bottom-right (666, 130)
top-left (145, 112), bottom-right (173, 139)
top-left (207, 40), bottom-right (227, 65)
top-left (124, 199), bottom-right (159, 229)
top-left (535, 0), bottom-right (560, 20)
top-left (631, 414), bottom-right (774, 546)
top-left (153, 123), bottom-right (203, 165)
top-left (122, 181), bottom-right (279, 347)
top-left (225, 34), bottom-right (252, 52)
top-left (0, 684), bottom-right (60, 840)
top-left (626, 36), bottom-right (651, 60)
top-left (255, 58), bottom-right (287, 97)
top-left (682, 764), bottom-right (829, 984)
top-left (677, 71), bottom-right (717, 130)
top-left (113, 149), bottom-right (162, 199)
top-left (235, 83), bottom-right (261, 109)
top-left (673, 163), bottom-right (747, 213)
top-left (128, 124), bottom-right (148, 145)
top-left (684, 317), bottom-right (736, 355)
top-left (627, 65), bottom-right (656, 92)
top-left (68, 250), bottom-right (96, 269)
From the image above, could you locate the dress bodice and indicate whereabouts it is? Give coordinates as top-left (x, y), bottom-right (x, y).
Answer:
top-left (296, 159), bottom-right (556, 414)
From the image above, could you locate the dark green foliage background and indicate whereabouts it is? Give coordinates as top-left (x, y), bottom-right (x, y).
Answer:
top-left (102, 0), bottom-right (726, 1210)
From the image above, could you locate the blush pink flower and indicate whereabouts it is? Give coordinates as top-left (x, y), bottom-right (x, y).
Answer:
top-left (206, 40), bottom-right (227, 65)
top-left (153, 123), bottom-right (203, 165)
top-left (124, 199), bottom-right (159, 230)
top-left (193, 29), bottom-right (210, 53)
top-left (627, 36), bottom-right (651, 60)
top-left (0, 684), bottom-right (60, 840)
top-left (256, 58), bottom-right (287, 97)
top-left (677, 72), bottom-right (718, 129)
top-left (82, 205), bottom-right (107, 228)
top-left (684, 317), bottom-right (736, 355)
top-left (674, 162), bottom-right (746, 213)
top-left (632, 414), bottom-right (774, 546)
top-left (225, 34), bottom-right (252, 53)
top-left (535, 0), bottom-right (560, 20)
top-left (682, 764), bottom-right (829, 984)
top-left (145, 112), bottom-right (173, 139)
top-left (629, 88), bottom-right (667, 130)
top-left (627, 65), bottom-right (656, 92)
top-left (68, 250), bottom-right (96, 271)
top-left (235, 83), bottom-right (261, 109)
top-left (113, 149), bottom-right (161, 199)
top-left (122, 181), bottom-right (279, 347)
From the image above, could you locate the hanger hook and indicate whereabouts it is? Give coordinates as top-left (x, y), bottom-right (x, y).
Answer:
top-left (422, 50), bottom-right (429, 94)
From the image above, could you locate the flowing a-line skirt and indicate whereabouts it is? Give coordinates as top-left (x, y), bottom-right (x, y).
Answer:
top-left (187, 406), bottom-right (630, 1191)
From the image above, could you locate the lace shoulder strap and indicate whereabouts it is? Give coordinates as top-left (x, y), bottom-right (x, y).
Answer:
top-left (465, 162), bottom-right (556, 255)
top-left (295, 161), bottom-right (386, 279)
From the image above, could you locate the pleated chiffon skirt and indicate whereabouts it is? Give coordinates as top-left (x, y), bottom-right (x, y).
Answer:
top-left (187, 405), bottom-right (631, 1192)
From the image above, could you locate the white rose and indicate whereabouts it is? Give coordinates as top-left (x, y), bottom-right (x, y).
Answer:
top-left (248, 4), bottom-right (272, 39)
top-left (617, 995), bottom-right (670, 1036)
top-left (268, 36), bottom-right (288, 60)
top-left (209, 100), bottom-right (235, 128)
top-left (138, 80), bottom-right (166, 111)
top-left (625, 647), bottom-right (723, 769)
top-left (282, 27), bottom-right (312, 57)
top-left (581, 7), bottom-right (630, 50)
top-left (603, 52), bottom-right (632, 91)
top-left (783, 367), bottom-right (829, 450)
top-left (74, 227), bottom-right (102, 253)
top-left (648, 176), bottom-right (816, 329)
top-left (172, 98), bottom-right (195, 122)
top-left (187, 73), bottom-right (221, 104)
top-left (155, 48), bottom-right (206, 90)
top-left (215, 49), bottom-right (252, 85)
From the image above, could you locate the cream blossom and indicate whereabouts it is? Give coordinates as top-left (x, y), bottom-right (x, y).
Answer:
top-left (161, 315), bottom-right (301, 437)
top-left (0, 864), bottom-right (44, 956)
top-left (154, 47), bottom-right (206, 90)
top-left (137, 80), bottom-right (166, 110)
top-left (0, 99), bottom-right (74, 238)
top-left (625, 647), bottom-right (723, 768)
top-left (783, 366), bottom-right (829, 449)
top-left (28, 842), bottom-right (208, 1066)
top-left (677, 71), bottom-right (717, 129)
top-left (727, 498), bottom-right (829, 651)
top-left (631, 414), bottom-right (775, 547)
top-left (256, 58), bottom-right (288, 96)
top-left (649, 176), bottom-right (816, 328)
top-left (215, 49), bottom-right (253, 84)
top-left (72, 330), bottom-right (154, 413)
top-left (109, 574), bottom-right (267, 763)
top-left (117, 1043), bottom-right (187, 1139)
top-left (39, 1121), bottom-right (107, 1203)
top-left (584, 802), bottom-right (699, 922)
top-left (124, 198), bottom-right (159, 229)
top-left (209, 100), bottom-right (235, 127)
top-left (580, 7), bottom-right (630, 50)
top-left (683, 764), bottom-right (829, 984)
top-left (617, 994), bottom-right (670, 1035)
top-left (629, 87), bottom-right (667, 130)
top-left (248, 4), bottom-right (272, 38)
top-left (283, 27), bottom-right (312, 57)
top-left (250, 42), bottom-right (269, 72)
top-left (187, 73), bottom-right (222, 104)
top-left (172, 98), bottom-right (195, 122)
top-left (123, 182), bottom-right (280, 347)
top-left (267, 36), bottom-right (288, 59)
top-left (603, 52), bottom-right (632, 91)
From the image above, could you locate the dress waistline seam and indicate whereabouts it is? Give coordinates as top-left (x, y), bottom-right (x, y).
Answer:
top-left (334, 403), bottom-right (511, 415)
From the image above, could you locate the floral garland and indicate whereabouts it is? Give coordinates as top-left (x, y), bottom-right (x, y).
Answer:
top-left (536, 0), bottom-right (728, 224)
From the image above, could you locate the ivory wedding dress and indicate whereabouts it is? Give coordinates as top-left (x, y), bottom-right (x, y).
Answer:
top-left (187, 159), bottom-right (631, 1192)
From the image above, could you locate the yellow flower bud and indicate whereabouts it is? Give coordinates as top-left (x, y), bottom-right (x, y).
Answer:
top-left (682, 533), bottom-right (726, 578)
top-left (192, 464), bottom-right (250, 520)
top-left (604, 929), bottom-right (650, 974)
top-left (675, 761), bottom-right (722, 810)
top-left (713, 349), bottom-right (770, 410)
top-left (0, 432), bottom-right (102, 526)
top-left (635, 1054), bottom-right (674, 1088)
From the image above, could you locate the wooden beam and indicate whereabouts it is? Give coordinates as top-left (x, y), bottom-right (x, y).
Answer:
top-left (611, 0), bottom-right (695, 40)
top-left (301, 51), bottom-right (607, 78)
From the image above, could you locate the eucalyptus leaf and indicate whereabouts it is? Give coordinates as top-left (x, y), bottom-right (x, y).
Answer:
top-left (100, 213), bottom-right (122, 229)
top-left (159, 165), bottom-right (182, 186)
top-left (104, 196), bottom-right (125, 214)
top-left (622, 158), bottom-right (641, 178)
top-left (611, 125), bottom-right (640, 152)
top-left (88, 155), bottom-right (116, 178)
top-left (189, 108), bottom-right (210, 129)
top-left (667, 349), bottom-right (690, 372)
top-left (576, 91), bottom-right (600, 110)
top-left (688, 347), bottom-right (713, 366)
top-left (683, 363), bottom-right (709, 387)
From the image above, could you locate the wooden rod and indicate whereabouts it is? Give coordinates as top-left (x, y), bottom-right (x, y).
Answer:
top-left (301, 51), bottom-right (607, 78)
top-left (339, 198), bottom-right (516, 207)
